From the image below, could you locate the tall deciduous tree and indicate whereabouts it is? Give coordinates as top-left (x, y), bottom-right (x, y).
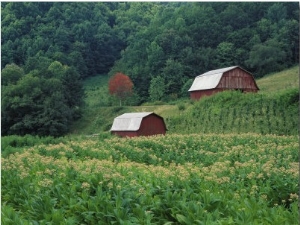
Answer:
top-left (149, 76), bottom-right (165, 101)
top-left (162, 59), bottom-right (185, 98)
top-left (246, 39), bottom-right (286, 76)
top-left (1, 63), bottom-right (24, 85)
top-left (108, 72), bottom-right (133, 106)
top-left (216, 42), bottom-right (236, 67)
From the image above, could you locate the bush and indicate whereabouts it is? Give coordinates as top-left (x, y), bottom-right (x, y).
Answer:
top-left (278, 88), bottom-right (299, 106)
top-left (152, 101), bottom-right (165, 106)
top-left (111, 106), bottom-right (125, 113)
top-left (178, 103), bottom-right (186, 111)
top-left (103, 123), bottom-right (113, 132)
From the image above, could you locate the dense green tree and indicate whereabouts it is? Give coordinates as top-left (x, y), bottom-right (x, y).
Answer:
top-left (1, 63), bottom-right (24, 85)
top-left (1, 61), bottom-right (83, 136)
top-left (246, 39), bottom-right (287, 76)
top-left (266, 3), bottom-right (287, 23)
top-left (2, 74), bottom-right (44, 135)
top-left (24, 55), bottom-right (52, 74)
top-left (256, 18), bottom-right (275, 42)
top-left (162, 59), bottom-right (185, 98)
top-left (215, 42), bottom-right (236, 67)
top-left (61, 67), bottom-right (84, 119)
top-left (36, 78), bottom-right (72, 136)
top-left (146, 41), bottom-right (165, 76)
top-left (181, 79), bottom-right (194, 98)
top-left (220, 3), bottom-right (248, 30)
top-left (277, 19), bottom-right (299, 64)
top-left (149, 76), bottom-right (166, 101)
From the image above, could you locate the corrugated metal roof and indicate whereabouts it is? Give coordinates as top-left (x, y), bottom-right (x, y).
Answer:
top-left (188, 66), bottom-right (238, 92)
top-left (110, 112), bottom-right (153, 131)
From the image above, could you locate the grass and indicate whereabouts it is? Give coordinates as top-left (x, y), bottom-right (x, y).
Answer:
top-left (256, 66), bottom-right (299, 94)
top-left (83, 75), bottom-right (112, 108)
top-left (133, 105), bottom-right (182, 117)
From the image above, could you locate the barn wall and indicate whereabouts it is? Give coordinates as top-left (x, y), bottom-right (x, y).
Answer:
top-left (139, 115), bottom-right (166, 136)
top-left (111, 131), bottom-right (138, 137)
top-left (190, 89), bottom-right (225, 100)
top-left (217, 68), bottom-right (259, 91)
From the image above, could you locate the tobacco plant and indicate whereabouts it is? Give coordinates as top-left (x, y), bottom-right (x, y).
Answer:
top-left (2, 133), bottom-right (298, 224)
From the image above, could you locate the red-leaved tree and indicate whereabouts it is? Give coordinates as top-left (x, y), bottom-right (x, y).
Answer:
top-left (109, 72), bottom-right (134, 106)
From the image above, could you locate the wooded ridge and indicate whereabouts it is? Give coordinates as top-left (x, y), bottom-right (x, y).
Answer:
top-left (1, 2), bottom-right (299, 136)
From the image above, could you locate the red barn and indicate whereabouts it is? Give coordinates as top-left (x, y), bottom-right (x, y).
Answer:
top-left (110, 112), bottom-right (167, 137)
top-left (188, 66), bottom-right (259, 100)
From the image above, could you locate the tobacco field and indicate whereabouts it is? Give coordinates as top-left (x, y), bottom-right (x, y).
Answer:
top-left (2, 133), bottom-right (298, 224)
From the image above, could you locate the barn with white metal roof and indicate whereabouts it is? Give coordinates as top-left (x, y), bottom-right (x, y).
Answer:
top-left (188, 66), bottom-right (259, 100)
top-left (110, 112), bottom-right (167, 137)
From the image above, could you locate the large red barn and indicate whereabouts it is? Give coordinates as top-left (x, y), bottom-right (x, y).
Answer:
top-left (110, 112), bottom-right (167, 137)
top-left (188, 66), bottom-right (259, 100)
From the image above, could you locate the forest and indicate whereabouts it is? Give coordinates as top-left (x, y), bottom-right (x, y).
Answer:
top-left (1, 2), bottom-right (299, 136)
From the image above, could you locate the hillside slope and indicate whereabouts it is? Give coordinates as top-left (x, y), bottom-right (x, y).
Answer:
top-left (70, 66), bottom-right (299, 135)
top-left (256, 66), bottom-right (299, 94)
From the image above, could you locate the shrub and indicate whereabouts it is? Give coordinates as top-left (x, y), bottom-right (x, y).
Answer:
top-left (111, 106), bottom-right (125, 113)
top-left (178, 103), bottom-right (186, 111)
top-left (278, 88), bottom-right (299, 106)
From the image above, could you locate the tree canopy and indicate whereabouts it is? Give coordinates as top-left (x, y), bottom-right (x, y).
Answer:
top-left (1, 62), bottom-right (83, 136)
top-left (108, 72), bottom-right (133, 106)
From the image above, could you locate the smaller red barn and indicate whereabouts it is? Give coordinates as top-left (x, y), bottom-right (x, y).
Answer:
top-left (110, 112), bottom-right (167, 137)
top-left (188, 66), bottom-right (259, 100)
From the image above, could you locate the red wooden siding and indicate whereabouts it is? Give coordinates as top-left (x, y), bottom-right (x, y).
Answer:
top-left (190, 89), bottom-right (225, 100)
top-left (217, 68), bottom-right (259, 91)
top-left (139, 115), bottom-right (166, 136)
top-left (111, 131), bottom-right (138, 137)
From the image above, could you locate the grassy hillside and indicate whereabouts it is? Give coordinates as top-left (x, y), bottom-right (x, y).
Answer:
top-left (256, 66), bottom-right (299, 94)
top-left (70, 66), bottom-right (299, 135)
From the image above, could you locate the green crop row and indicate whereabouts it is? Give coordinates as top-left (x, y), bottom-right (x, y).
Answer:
top-left (2, 133), bottom-right (298, 224)
top-left (167, 89), bottom-right (299, 135)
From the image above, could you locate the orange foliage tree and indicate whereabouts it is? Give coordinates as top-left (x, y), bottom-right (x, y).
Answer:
top-left (109, 72), bottom-right (134, 106)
